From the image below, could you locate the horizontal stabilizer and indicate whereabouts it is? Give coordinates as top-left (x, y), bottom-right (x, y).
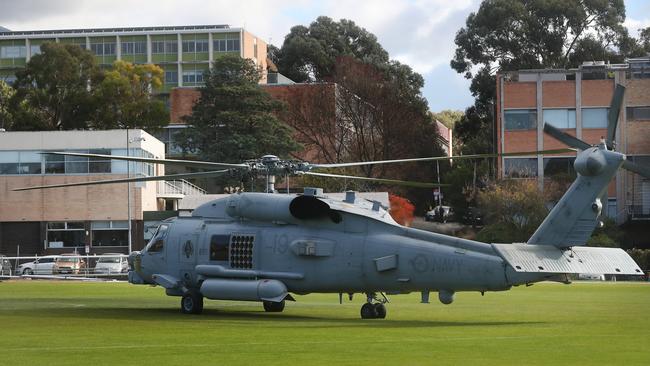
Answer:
top-left (492, 244), bottom-right (642, 275)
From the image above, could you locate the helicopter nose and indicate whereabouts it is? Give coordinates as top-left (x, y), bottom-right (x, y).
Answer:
top-left (127, 251), bottom-right (147, 284)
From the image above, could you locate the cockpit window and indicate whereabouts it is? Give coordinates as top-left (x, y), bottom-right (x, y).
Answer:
top-left (146, 224), bottom-right (168, 253)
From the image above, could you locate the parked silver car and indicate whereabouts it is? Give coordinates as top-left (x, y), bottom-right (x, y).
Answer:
top-left (15, 256), bottom-right (58, 275)
top-left (94, 254), bottom-right (128, 274)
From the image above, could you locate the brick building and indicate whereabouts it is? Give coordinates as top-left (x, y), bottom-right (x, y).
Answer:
top-left (496, 57), bottom-right (650, 224)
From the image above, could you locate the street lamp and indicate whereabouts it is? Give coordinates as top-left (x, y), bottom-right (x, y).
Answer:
top-left (126, 129), bottom-right (145, 254)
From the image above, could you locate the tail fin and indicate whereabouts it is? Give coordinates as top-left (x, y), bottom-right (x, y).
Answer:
top-left (527, 144), bottom-right (624, 248)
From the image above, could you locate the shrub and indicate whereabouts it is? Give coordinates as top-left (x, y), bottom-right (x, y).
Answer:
top-left (389, 194), bottom-right (415, 226)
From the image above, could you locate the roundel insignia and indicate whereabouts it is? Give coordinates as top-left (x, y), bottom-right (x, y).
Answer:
top-left (183, 240), bottom-right (193, 258)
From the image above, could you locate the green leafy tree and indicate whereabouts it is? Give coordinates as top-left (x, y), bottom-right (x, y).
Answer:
top-left (0, 80), bottom-right (15, 130)
top-left (10, 42), bottom-right (100, 130)
top-left (177, 54), bottom-right (300, 165)
top-left (431, 110), bottom-right (463, 129)
top-left (451, 0), bottom-right (633, 157)
top-left (276, 16), bottom-right (389, 82)
top-left (475, 179), bottom-right (548, 243)
top-left (91, 61), bottom-right (168, 130)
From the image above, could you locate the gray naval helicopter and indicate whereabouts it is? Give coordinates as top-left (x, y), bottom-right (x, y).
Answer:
top-left (16, 84), bottom-right (647, 319)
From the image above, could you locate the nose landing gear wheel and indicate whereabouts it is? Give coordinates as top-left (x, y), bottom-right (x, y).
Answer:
top-left (360, 292), bottom-right (389, 319)
top-left (181, 291), bottom-right (204, 314)
top-left (263, 300), bottom-right (285, 312)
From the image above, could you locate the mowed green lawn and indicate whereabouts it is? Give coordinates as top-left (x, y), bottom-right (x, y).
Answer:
top-left (0, 280), bottom-right (648, 366)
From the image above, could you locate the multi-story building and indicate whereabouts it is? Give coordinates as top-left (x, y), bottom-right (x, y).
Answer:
top-left (0, 25), bottom-right (270, 152)
top-left (0, 25), bottom-right (268, 91)
top-left (0, 129), bottom-right (204, 256)
top-left (496, 57), bottom-right (650, 225)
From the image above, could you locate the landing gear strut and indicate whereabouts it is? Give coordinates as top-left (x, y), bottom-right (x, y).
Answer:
top-left (360, 292), bottom-right (388, 319)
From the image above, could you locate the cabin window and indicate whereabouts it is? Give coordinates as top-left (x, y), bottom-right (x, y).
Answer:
top-left (210, 235), bottom-right (230, 261)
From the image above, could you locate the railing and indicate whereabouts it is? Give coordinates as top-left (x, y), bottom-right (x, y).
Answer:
top-left (157, 179), bottom-right (206, 197)
top-left (0, 254), bottom-right (129, 280)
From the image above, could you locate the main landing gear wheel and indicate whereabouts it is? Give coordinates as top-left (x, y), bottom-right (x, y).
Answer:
top-left (360, 292), bottom-right (388, 319)
top-left (181, 291), bottom-right (204, 314)
top-left (263, 300), bottom-right (285, 312)
top-left (360, 303), bottom-right (377, 319)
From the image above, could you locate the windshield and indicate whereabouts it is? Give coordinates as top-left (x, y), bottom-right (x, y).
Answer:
top-left (145, 224), bottom-right (168, 253)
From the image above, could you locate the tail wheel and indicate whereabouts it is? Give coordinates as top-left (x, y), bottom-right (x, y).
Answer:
top-left (263, 300), bottom-right (285, 312)
top-left (181, 291), bottom-right (204, 314)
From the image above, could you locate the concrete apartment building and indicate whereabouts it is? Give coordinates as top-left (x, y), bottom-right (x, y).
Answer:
top-left (496, 57), bottom-right (650, 224)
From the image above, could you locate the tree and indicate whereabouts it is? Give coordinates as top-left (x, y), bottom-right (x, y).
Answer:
top-left (431, 110), bottom-right (463, 129)
top-left (91, 61), bottom-right (168, 130)
top-left (451, 0), bottom-right (634, 156)
top-left (0, 80), bottom-right (14, 130)
top-left (475, 179), bottom-right (548, 243)
top-left (177, 54), bottom-right (300, 166)
top-left (276, 16), bottom-right (389, 82)
top-left (10, 42), bottom-right (100, 130)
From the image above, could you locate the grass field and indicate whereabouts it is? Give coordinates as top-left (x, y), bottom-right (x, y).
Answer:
top-left (0, 280), bottom-right (648, 366)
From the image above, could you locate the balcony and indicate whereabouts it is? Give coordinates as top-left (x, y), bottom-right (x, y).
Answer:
top-left (157, 179), bottom-right (205, 199)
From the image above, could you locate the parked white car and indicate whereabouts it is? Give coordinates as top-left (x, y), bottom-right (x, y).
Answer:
top-left (16, 256), bottom-right (58, 275)
top-left (94, 254), bottom-right (128, 274)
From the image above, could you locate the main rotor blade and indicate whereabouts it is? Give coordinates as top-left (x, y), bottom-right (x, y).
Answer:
top-left (622, 160), bottom-right (650, 179)
top-left (543, 124), bottom-right (591, 150)
top-left (13, 170), bottom-right (230, 191)
top-left (607, 84), bottom-right (626, 145)
top-left (302, 172), bottom-right (448, 188)
top-left (46, 152), bottom-right (248, 169)
top-left (310, 148), bottom-right (576, 169)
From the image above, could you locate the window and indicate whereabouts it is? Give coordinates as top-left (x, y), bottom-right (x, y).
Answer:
top-left (146, 224), bottom-right (168, 253)
top-left (165, 41), bottom-right (178, 53)
top-left (47, 222), bottom-right (85, 248)
top-left (0, 151), bottom-right (41, 175)
top-left (627, 106), bottom-right (650, 121)
top-left (182, 41), bottom-right (195, 53)
top-left (151, 41), bottom-right (164, 54)
top-left (0, 45), bottom-right (26, 58)
top-left (582, 108), bottom-right (608, 128)
top-left (210, 235), bottom-right (230, 261)
top-left (543, 157), bottom-right (576, 177)
top-left (196, 40), bottom-right (209, 52)
top-left (121, 41), bottom-right (146, 55)
top-left (504, 158), bottom-right (537, 178)
top-left (214, 39), bottom-right (227, 52)
top-left (90, 43), bottom-right (103, 55)
top-left (91, 221), bottom-right (128, 247)
top-left (30, 45), bottom-right (41, 56)
top-left (543, 109), bottom-right (576, 129)
top-left (214, 38), bottom-right (240, 52)
top-left (89, 149), bottom-right (111, 173)
top-left (504, 110), bottom-right (537, 130)
top-left (165, 70), bottom-right (178, 84)
top-left (44, 153), bottom-right (64, 174)
top-left (182, 70), bottom-right (204, 84)
top-left (227, 39), bottom-right (240, 51)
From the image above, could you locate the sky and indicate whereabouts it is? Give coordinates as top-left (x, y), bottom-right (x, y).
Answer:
top-left (0, 0), bottom-right (648, 113)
